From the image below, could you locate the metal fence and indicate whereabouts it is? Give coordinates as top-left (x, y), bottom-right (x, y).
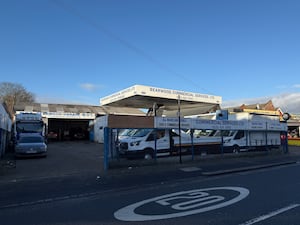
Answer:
top-left (103, 127), bottom-right (288, 170)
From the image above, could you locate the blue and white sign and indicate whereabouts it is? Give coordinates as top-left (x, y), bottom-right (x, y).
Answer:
top-left (155, 117), bottom-right (192, 129)
top-left (154, 117), bottom-right (286, 131)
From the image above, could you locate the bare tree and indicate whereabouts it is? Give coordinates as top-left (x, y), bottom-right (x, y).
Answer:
top-left (0, 82), bottom-right (35, 117)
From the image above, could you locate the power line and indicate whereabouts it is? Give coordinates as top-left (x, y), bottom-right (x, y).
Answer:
top-left (50, 0), bottom-right (216, 96)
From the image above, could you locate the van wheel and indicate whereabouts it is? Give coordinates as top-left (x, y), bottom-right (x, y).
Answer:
top-left (233, 145), bottom-right (240, 154)
top-left (144, 153), bottom-right (153, 160)
top-left (144, 149), bottom-right (154, 160)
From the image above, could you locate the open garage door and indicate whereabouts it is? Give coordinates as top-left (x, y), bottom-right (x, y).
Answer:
top-left (48, 118), bottom-right (91, 141)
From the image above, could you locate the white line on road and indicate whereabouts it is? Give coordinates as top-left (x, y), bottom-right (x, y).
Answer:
top-left (239, 204), bottom-right (300, 225)
top-left (180, 167), bottom-right (202, 172)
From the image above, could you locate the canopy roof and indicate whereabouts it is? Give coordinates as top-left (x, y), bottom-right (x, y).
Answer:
top-left (100, 85), bottom-right (222, 115)
top-left (14, 103), bottom-right (145, 118)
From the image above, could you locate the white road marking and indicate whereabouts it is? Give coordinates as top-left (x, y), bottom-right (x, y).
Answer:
top-left (239, 204), bottom-right (300, 225)
top-left (114, 186), bottom-right (250, 221)
top-left (180, 167), bottom-right (202, 172)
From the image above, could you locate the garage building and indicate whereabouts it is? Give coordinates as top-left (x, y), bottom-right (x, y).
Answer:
top-left (14, 103), bottom-right (145, 141)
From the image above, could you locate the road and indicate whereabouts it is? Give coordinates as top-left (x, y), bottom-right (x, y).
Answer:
top-left (1, 160), bottom-right (300, 224)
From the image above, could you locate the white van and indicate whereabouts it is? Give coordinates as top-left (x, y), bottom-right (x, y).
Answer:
top-left (118, 128), bottom-right (222, 159)
top-left (217, 130), bottom-right (281, 153)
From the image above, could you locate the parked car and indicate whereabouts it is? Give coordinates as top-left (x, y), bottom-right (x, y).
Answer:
top-left (47, 131), bottom-right (58, 140)
top-left (15, 134), bottom-right (47, 158)
top-left (73, 132), bottom-right (86, 140)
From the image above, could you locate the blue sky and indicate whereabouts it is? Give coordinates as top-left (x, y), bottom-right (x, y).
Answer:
top-left (1, 0), bottom-right (300, 113)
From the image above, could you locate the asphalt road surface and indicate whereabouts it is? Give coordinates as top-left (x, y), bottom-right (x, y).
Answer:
top-left (1, 159), bottom-right (300, 225)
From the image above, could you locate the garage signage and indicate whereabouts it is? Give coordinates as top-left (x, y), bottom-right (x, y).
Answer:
top-left (248, 121), bottom-right (266, 130)
top-left (192, 119), bottom-right (247, 130)
top-left (155, 117), bottom-right (286, 131)
top-left (155, 117), bottom-right (192, 129)
top-left (155, 117), bottom-right (247, 130)
top-left (42, 112), bottom-right (95, 119)
top-left (114, 186), bottom-right (249, 221)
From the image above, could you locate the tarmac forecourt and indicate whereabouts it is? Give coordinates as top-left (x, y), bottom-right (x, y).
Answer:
top-left (1, 143), bottom-right (300, 184)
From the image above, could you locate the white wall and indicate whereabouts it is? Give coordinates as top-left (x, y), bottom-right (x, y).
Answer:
top-left (0, 104), bottom-right (12, 156)
top-left (93, 116), bottom-right (108, 143)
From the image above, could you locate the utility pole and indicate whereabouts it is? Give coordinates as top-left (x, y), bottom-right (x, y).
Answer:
top-left (178, 95), bottom-right (182, 164)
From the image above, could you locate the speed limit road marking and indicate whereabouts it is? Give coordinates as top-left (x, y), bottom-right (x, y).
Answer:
top-left (114, 186), bottom-right (250, 221)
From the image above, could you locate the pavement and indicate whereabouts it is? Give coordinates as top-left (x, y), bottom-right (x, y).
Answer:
top-left (104, 145), bottom-right (300, 182)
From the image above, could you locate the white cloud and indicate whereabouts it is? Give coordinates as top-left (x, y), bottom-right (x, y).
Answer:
top-left (222, 92), bottom-right (300, 114)
top-left (292, 84), bottom-right (300, 89)
top-left (222, 96), bottom-right (270, 109)
top-left (79, 83), bottom-right (103, 92)
top-left (272, 93), bottom-right (300, 113)
top-left (36, 95), bottom-right (90, 105)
